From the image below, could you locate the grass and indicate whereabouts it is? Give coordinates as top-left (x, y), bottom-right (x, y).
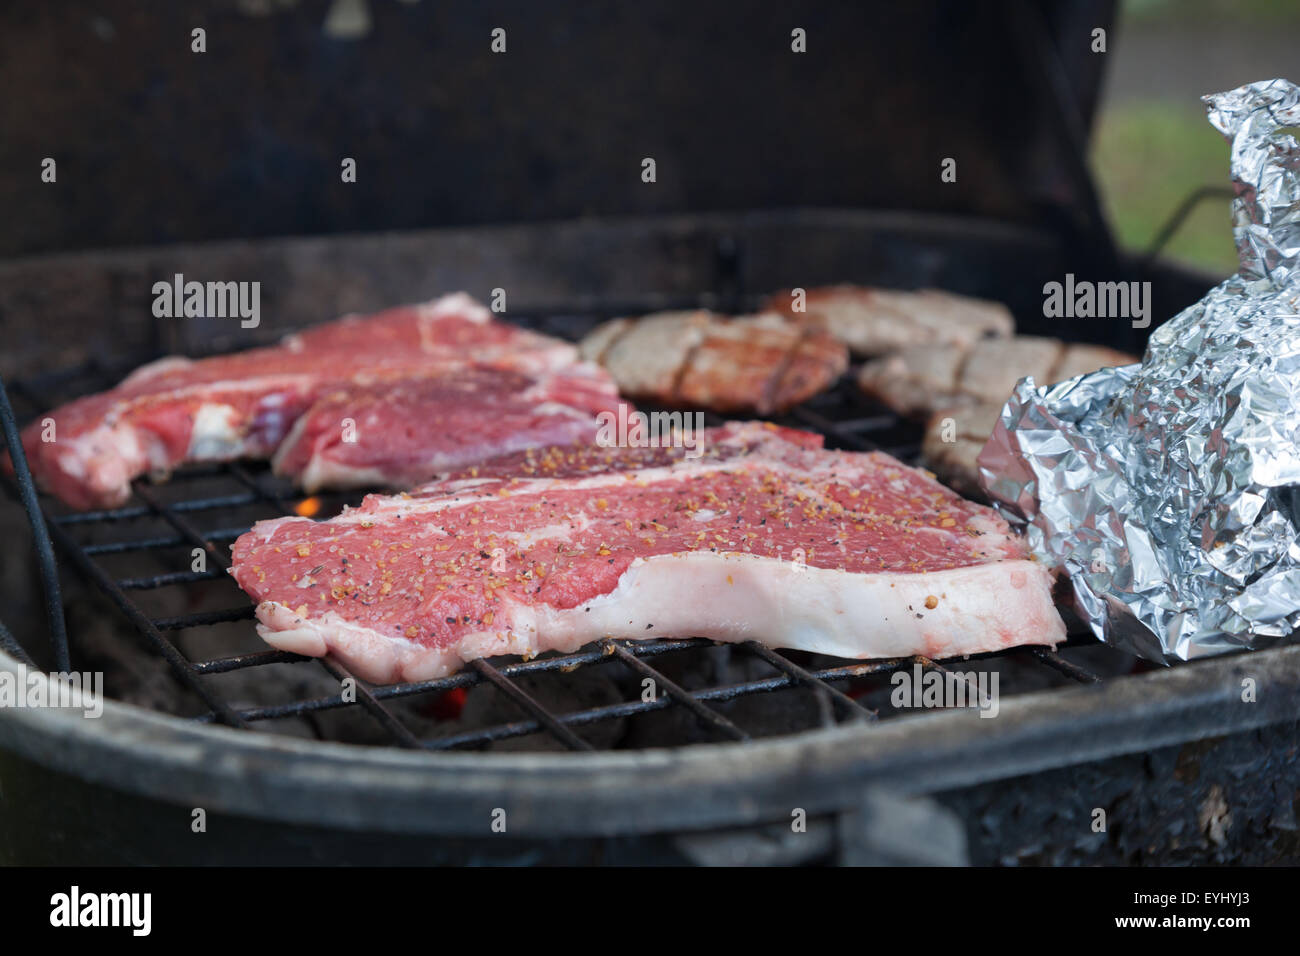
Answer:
top-left (1090, 100), bottom-right (1238, 274)
top-left (1090, 0), bottom-right (1300, 274)
top-left (1123, 0), bottom-right (1300, 25)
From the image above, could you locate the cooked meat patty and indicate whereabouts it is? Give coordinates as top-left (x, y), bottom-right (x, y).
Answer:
top-left (580, 311), bottom-right (848, 414)
top-left (765, 285), bottom-right (1014, 356)
top-left (912, 342), bottom-right (1138, 496)
top-left (920, 402), bottom-right (1005, 500)
top-left (858, 336), bottom-right (1136, 418)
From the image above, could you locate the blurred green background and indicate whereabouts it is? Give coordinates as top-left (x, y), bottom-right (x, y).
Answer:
top-left (1092, 0), bottom-right (1300, 274)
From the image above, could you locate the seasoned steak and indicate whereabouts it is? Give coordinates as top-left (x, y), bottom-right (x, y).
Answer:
top-left (230, 422), bottom-right (1064, 684)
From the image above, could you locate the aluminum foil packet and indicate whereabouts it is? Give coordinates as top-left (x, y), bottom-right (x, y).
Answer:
top-left (979, 78), bottom-right (1300, 663)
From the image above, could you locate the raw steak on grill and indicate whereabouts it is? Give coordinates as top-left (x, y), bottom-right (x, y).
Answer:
top-left (230, 422), bottom-right (1064, 684)
top-left (271, 363), bottom-right (629, 493)
top-left (17, 294), bottom-right (577, 509)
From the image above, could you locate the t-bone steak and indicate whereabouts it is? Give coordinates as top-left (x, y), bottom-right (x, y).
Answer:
top-left (270, 363), bottom-right (629, 493)
top-left (18, 293), bottom-right (578, 509)
top-left (230, 422), bottom-right (1064, 684)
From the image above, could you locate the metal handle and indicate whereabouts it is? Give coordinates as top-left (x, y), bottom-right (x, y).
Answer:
top-left (0, 373), bottom-right (70, 671)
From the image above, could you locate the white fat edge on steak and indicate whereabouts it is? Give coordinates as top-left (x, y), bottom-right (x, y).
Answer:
top-left (290, 459), bottom-right (395, 495)
top-left (252, 550), bottom-right (1064, 684)
top-left (266, 400), bottom-right (394, 493)
top-left (59, 385), bottom-right (308, 501)
top-left (186, 403), bottom-right (246, 460)
top-left (417, 291), bottom-right (493, 325)
top-left (94, 372), bottom-right (317, 424)
top-left (279, 292), bottom-right (494, 354)
top-left (62, 376), bottom-right (315, 497)
top-left (51, 421), bottom-right (161, 506)
top-left (120, 355), bottom-right (195, 386)
top-left (519, 363), bottom-right (621, 402)
top-left (267, 404), bottom-right (315, 477)
top-left (417, 294), bottom-right (581, 368)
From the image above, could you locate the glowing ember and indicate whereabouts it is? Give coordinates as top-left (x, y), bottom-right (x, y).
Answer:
top-left (294, 496), bottom-right (322, 518)
top-left (427, 687), bottom-right (467, 720)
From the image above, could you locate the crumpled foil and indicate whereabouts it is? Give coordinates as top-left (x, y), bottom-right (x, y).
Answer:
top-left (979, 78), bottom-right (1300, 663)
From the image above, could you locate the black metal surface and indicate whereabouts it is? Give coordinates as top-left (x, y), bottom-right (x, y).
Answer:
top-left (14, 269), bottom-right (1298, 864)
top-left (0, 210), bottom-right (1215, 385)
top-left (0, 305), bottom-right (1126, 759)
top-left (1003, 0), bottom-right (1118, 270)
top-left (0, 617), bottom-right (36, 670)
top-left (1, 631), bottom-right (1294, 848)
top-left (0, 0), bottom-right (1281, 864)
top-left (0, 373), bottom-right (69, 671)
top-left (1, 1), bottom-right (1117, 260)
top-left (939, 719), bottom-right (1300, 865)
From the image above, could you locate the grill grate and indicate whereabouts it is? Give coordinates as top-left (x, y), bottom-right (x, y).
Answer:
top-left (0, 308), bottom-right (1125, 753)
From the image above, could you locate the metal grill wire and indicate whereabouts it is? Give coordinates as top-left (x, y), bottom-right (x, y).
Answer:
top-left (0, 308), bottom-right (1108, 752)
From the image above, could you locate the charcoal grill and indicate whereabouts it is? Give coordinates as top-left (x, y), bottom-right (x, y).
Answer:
top-left (2, 1), bottom-right (1299, 865)
top-left (1, 212), bottom-right (1298, 867)
top-left (0, 329), bottom-right (1108, 754)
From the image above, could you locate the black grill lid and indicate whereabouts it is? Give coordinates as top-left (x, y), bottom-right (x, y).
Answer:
top-left (1, 0), bottom-right (1115, 260)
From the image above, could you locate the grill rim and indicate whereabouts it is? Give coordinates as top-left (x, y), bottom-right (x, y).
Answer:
top-left (1, 640), bottom-right (1296, 837)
